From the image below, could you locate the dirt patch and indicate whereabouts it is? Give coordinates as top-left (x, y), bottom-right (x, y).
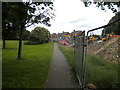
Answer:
top-left (88, 37), bottom-right (119, 63)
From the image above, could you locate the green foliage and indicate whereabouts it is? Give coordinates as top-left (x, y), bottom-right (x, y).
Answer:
top-left (82, 0), bottom-right (120, 13)
top-left (59, 46), bottom-right (119, 88)
top-left (2, 2), bottom-right (20, 40)
top-left (2, 2), bottom-right (54, 40)
top-left (25, 27), bottom-right (50, 45)
top-left (59, 45), bottom-right (74, 68)
top-left (2, 28), bottom-right (19, 40)
top-left (2, 29), bottom-right (30, 40)
top-left (2, 2), bottom-right (55, 29)
top-left (22, 30), bottom-right (30, 40)
top-left (2, 40), bottom-right (54, 88)
top-left (2, 2), bottom-right (55, 58)
top-left (58, 45), bottom-right (79, 83)
top-left (92, 34), bottom-right (100, 38)
top-left (102, 12), bottom-right (120, 35)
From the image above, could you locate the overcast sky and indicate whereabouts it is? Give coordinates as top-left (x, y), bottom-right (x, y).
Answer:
top-left (26, 0), bottom-right (118, 35)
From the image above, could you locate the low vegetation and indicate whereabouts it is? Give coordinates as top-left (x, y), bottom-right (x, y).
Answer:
top-left (2, 40), bottom-right (54, 88)
top-left (85, 54), bottom-right (119, 88)
top-left (59, 45), bottom-right (119, 88)
top-left (25, 27), bottom-right (50, 45)
top-left (59, 45), bottom-right (74, 68)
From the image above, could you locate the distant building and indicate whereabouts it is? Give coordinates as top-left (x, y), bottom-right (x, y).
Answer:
top-left (51, 30), bottom-right (83, 43)
top-left (70, 30), bottom-right (82, 37)
top-left (51, 33), bottom-right (58, 42)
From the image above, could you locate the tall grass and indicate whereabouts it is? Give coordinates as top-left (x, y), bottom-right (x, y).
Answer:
top-left (59, 45), bottom-right (119, 88)
top-left (59, 45), bottom-right (74, 68)
top-left (86, 54), bottom-right (119, 88)
top-left (2, 40), bottom-right (54, 88)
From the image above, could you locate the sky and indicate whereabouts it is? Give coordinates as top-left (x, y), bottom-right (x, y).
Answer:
top-left (26, 0), bottom-right (118, 35)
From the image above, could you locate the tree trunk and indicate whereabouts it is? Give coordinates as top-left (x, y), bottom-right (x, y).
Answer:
top-left (17, 26), bottom-right (24, 60)
top-left (2, 39), bottom-right (6, 49)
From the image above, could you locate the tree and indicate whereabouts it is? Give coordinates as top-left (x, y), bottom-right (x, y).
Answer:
top-left (25, 27), bottom-right (50, 45)
top-left (82, 1), bottom-right (120, 36)
top-left (102, 12), bottom-right (120, 35)
top-left (22, 30), bottom-right (30, 40)
top-left (2, 2), bottom-right (55, 59)
top-left (2, 2), bottom-right (17, 48)
top-left (82, 0), bottom-right (120, 13)
top-left (92, 34), bottom-right (100, 38)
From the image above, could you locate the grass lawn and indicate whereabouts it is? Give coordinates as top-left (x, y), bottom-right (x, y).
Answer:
top-left (2, 40), bottom-right (54, 88)
top-left (59, 45), bottom-right (119, 88)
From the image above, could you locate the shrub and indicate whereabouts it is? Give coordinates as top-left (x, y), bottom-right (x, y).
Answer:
top-left (24, 27), bottom-right (50, 45)
top-left (24, 41), bottom-right (40, 45)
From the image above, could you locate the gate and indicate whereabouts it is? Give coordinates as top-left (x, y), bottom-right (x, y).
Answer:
top-left (74, 31), bottom-right (85, 88)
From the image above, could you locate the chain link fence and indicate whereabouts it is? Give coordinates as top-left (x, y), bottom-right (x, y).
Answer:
top-left (74, 31), bottom-right (85, 88)
top-left (74, 17), bottom-right (120, 89)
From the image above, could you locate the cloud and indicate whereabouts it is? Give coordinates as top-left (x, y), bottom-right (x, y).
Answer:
top-left (51, 0), bottom-right (115, 34)
top-left (76, 23), bottom-right (93, 29)
top-left (26, 0), bottom-right (116, 35)
top-left (68, 18), bottom-right (87, 24)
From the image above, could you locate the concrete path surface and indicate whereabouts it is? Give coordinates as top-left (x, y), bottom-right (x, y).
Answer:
top-left (45, 43), bottom-right (79, 88)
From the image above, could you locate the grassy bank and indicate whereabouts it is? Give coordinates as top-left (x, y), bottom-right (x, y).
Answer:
top-left (2, 40), bottom-right (54, 88)
top-left (59, 45), bottom-right (119, 88)
top-left (59, 45), bottom-right (74, 68)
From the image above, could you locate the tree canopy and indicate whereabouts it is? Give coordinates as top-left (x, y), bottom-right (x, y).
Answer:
top-left (2, 2), bottom-right (55, 34)
top-left (102, 11), bottom-right (120, 35)
top-left (82, 0), bottom-right (120, 36)
top-left (25, 27), bottom-right (50, 45)
top-left (2, 1), bottom-right (55, 59)
top-left (82, 0), bottom-right (120, 13)
top-left (22, 30), bottom-right (31, 40)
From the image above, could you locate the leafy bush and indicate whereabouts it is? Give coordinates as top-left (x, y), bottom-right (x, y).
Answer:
top-left (24, 27), bottom-right (50, 45)
top-left (24, 41), bottom-right (40, 45)
top-left (22, 30), bottom-right (30, 40)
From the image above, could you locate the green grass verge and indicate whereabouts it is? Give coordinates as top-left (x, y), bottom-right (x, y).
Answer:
top-left (2, 40), bottom-right (54, 88)
top-left (59, 45), bottom-right (119, 88)
top-left (59, 45), bottom-right (74, 68)
top-left (86, 54), bottom-right (119, 88)
top-left (58, 45), bottom-right (78, 83)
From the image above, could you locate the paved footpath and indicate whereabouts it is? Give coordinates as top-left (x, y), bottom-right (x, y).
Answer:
top-left (45, 43), bottom-right (80, 88)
